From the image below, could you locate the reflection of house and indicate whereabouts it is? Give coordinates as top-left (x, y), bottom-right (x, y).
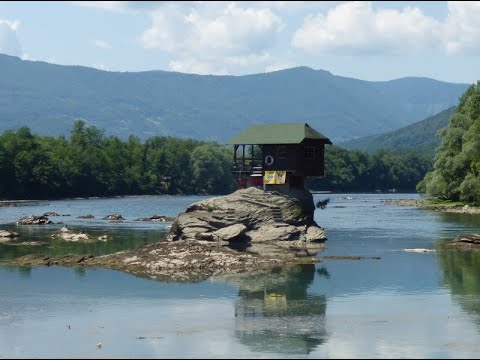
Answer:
top-left (228, 123), bottom-right (332, 192)
top-left (215, 264), bottom-right (328, 355)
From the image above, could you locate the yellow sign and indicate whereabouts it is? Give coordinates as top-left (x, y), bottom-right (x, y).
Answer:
top-left (264, 171), bottom-right (286, 185)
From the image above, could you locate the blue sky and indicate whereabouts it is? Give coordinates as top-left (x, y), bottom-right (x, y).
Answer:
top-left (0, 1), bottom-right (479, 84)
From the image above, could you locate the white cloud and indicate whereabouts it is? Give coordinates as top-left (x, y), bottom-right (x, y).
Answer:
top-left (292, 1), bottom-right (441, 55)
top-left (264, 61), bottom-right (295, 73)
top-left (0, 19), bottom-right (22, 57)
top-left (225, 52), bottom-right (272, 67)
top-left (72, 1), bottom-right (187, 13)
top-left (141, 2), bottom-right (283, 74)
top-left (169, 51), bottom-right (292, 75)
top-left (93, 39), bottom-right (112, 49)
top-left (444, 2), bottom-right (480, 55)
top-left (92, 63), bottom-right (111, 71)
top-left (168, 58), bottom-right (229, 75)
top-left (71, 1), bottom-right (130, 13)
top-left (292, 1), bottom-right (480, 56)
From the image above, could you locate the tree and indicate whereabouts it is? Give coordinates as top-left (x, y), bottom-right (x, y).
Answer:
top-left (418, 81), bottom-right (480, 203)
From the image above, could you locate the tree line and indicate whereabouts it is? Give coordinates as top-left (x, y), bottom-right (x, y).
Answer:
top-left (0, 119), bottom-right (435, 200)
top-left (417, 81), bottom-right (480, 204)
top-left (306, 146), bottom-right (432, 192)
top-left (0, 120), bottom-right (235, 199)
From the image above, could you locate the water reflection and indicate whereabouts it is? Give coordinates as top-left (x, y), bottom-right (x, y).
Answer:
top-left (438, 212), bottom-right (480, 229)
top-left (213, 264), bottom-right (327, 355)
top-left (437, 246), bottom-right (480, 327)
top-left (0, 227), bottom-right (167, 262)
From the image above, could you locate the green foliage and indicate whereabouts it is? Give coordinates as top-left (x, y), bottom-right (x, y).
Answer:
top-left (341, 106), bottom-right (457, 156)
top-left (419, 81), bottom-right (480, 204)
top-left (0, 121), bottom-right (235, 199)
top-left (0, 121), bottom-right (437, 199)
top-left (307, 146), bottom-right (432, 192)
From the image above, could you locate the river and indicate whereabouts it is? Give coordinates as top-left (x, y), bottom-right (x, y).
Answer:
top-left (1, 193), bottom-right (480, 358)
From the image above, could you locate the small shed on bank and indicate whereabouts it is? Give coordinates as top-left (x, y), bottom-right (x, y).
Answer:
top-left (227, 123), bottom-right (332, 192)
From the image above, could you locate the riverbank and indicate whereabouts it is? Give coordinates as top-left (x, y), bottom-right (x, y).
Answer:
top-left (383, 198), bottom-right (480, 214)
top-left (0, 200), bottom-right (44, 207)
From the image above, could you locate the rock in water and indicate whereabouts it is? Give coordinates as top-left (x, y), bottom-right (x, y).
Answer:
top-left (16, 215), bottom-right (52, 225)
top-left (0, 230), bottom-right (20, 238)
top-left (166, 187), bottom-right (327, 258)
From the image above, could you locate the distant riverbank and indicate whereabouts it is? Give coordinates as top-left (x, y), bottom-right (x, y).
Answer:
top-left (383, 198), bottom-right (480, 214)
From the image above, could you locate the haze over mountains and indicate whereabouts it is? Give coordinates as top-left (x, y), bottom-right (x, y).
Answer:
top-left (340, 106), bottom-right (457, 156)
top-left (0, 53), bottom-right (470, 143)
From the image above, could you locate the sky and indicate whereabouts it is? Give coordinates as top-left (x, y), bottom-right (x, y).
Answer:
top-left (0, 1), bottom-right (479, 84)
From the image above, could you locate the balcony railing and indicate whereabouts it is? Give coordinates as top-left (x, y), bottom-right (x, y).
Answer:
top-left (232, 160), bottom-right (263, 175)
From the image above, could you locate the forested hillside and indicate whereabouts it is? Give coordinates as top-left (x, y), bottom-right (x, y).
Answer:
top-left (341, 106), bottom-right (457, 156)
top-left (0, 54), bottom-right (468, 143)
top-left (417, 81), bottom-right (480, 203)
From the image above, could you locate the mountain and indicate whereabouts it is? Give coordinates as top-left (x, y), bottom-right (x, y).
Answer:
top-left (339, 106), bottom-right (456, 156)
top-left (0, 54), bottom-right (470, 143)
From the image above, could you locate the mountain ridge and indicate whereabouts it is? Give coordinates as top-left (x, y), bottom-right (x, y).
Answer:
top-left (340, 106), bottom-right (457, 155)
top-left (0, 53), bottom-right (470, 143)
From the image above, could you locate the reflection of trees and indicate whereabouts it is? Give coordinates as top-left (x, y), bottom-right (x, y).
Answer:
top-left (17, 266), bottom-right (32, 278)
top-left (437, 246), bottom-right (480, 321)
top-left (0, 228), bottom-right (166, 262)
top-left (212, 264), bottom-right (327, 355)
top-left (438, 213), bottom-right (480, 228)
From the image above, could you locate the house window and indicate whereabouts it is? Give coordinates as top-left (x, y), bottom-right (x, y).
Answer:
top-left (304, 145), bottom-right (315, 159)
top-left (277, 145), bottom-right (287, 159)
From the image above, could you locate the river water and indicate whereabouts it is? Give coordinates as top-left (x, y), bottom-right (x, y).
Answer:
top-left (1, 193), bottom-right (480, 358)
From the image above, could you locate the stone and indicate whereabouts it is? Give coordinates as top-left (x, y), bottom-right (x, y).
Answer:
top-left (165, 187), bottom-right (327, 258)
top-left (16, 215), bottom-right (52, 225)
top-left (442, 233), bottom-right (480, 249)
top-left (134, 215), bottom-right (176, 222)
top-left (0, 230), bottom-right (20, 238)
top-left (102, 214), bottom-right (125, 221)
top-left (3, 187), bottom-right (328, 282)
top-left (210, 224), bottom-right (247, 242)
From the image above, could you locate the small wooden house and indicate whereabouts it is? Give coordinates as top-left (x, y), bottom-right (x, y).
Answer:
top-left (228, 123), bottom-right (332, 192)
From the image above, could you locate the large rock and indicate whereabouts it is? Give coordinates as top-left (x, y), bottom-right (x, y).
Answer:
top-left (442, 233), bottom-right (480, 249)
top-left (166, 187), bottom-right (327, 258)
top-left (3, 188), bottom-right (327, 283)
top-left (16, 215), bottom-right (52, 225)
top-left (0, 230), bottom-right (19, 238)
top-left (102, 214), bottom-right (125, 221)
top-left (135, 215), bottom-right (175, 222)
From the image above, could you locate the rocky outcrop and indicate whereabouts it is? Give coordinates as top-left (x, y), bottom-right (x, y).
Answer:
top-left (51, 227), bottom-right (92, 242)
top-left (16, 215), bottom-right (52, 225)
top-left (102, 214), bottom-right (125, 221)
top-left (0, 230), bottom-right (19, 238)
top-left (50, 226), bottom-right (110, 243)
top-left (166, 187), bottom-right (327, 259)
top-left (134, 215), bottom-right (175, 222)
top-left (0, 230), bottom-right (20, 243)
top-left (8, 241), bottom-right (319, 282)
top-left (3, 187), bottom-right (328, 282)
top-left (43, 212), bottom-right (60, 217)
top-left (442, 233), bottom-right (480, 250)
top-left (384, 199), bottom-right (480, 214)
top-left (77, 214), bottom-right (94, 219)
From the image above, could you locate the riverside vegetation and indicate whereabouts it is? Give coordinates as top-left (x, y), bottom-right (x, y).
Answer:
top-left (0, 120), bottom-right (432, 201)
top-left (417, 80), bottom-right (480, 205)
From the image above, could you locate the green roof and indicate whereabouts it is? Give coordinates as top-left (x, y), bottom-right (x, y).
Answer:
top-left (228, 123), bottom-right (332, 145)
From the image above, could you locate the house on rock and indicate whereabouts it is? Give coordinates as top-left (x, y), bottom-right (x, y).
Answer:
top-left (228, 123), bottom-right (332, 194)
